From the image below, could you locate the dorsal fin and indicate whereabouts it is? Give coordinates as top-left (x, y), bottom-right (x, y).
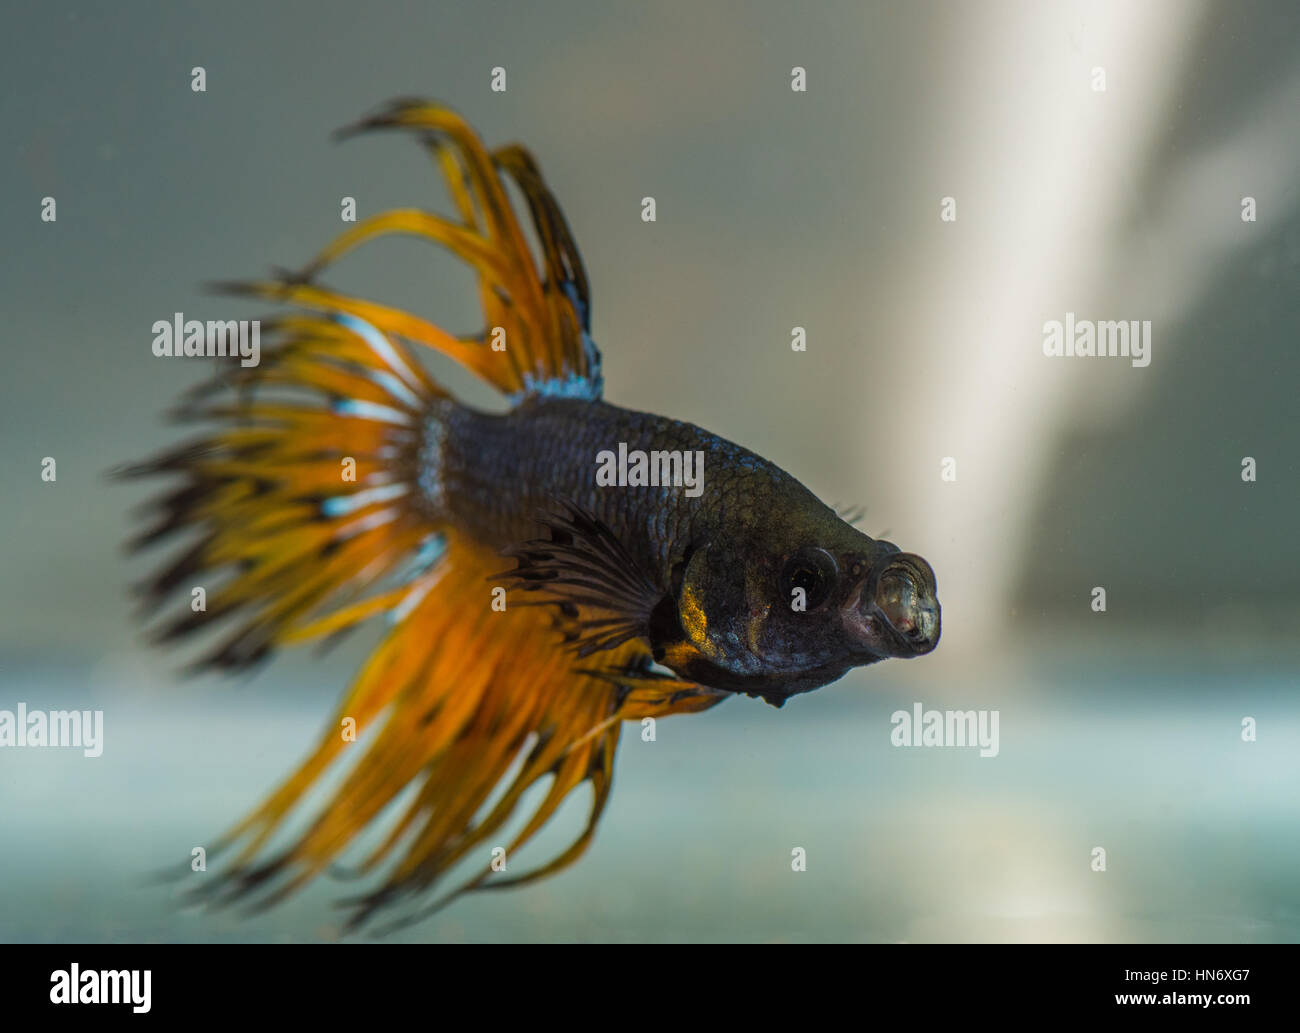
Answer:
top-left (216, 100), bottom-right (602, 401)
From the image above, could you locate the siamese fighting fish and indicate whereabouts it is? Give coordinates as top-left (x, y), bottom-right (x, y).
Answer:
top-left (123, 100), bottom-right (940, 931)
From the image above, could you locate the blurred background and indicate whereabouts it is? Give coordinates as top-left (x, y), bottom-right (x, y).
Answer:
top-left (1, 0), bottom-right (1297, 942)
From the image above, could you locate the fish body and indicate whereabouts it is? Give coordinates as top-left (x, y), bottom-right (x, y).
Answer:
top-left (123, 100), bottom-right (939, 929)
top-left (432, 395), bottom-right (937, 704)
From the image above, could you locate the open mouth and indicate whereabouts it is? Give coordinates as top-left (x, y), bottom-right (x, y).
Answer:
top-left (843, 553), bottom-right (941, 657)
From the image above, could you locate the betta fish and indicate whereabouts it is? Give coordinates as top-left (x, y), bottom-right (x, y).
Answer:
top-left (122, 100), bottom-right (940, 931)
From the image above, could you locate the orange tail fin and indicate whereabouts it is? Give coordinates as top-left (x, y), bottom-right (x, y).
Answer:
top-left (123, 101), bottom-right (723, 930)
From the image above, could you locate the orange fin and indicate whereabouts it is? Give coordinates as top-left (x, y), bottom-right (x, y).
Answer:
top-left (262, 98), bottom-right (604, 401)
top-left (122, 102), bottom-right (726, 929)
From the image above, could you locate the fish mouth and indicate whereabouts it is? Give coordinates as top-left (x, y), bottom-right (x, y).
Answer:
top-left (842, 552), bottom-right (940, 658)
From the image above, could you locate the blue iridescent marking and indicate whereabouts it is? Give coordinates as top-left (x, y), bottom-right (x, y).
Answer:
top-left (508, 367), bottom-right (603, 403)
top-left (388, 533), bottom-right (448, 624)
top-left (321, 482), bottom-right (409, 517)
top-left (332, 398), bottom-right (411, 425)
top-left (333, 312), bottom-right (424, 394)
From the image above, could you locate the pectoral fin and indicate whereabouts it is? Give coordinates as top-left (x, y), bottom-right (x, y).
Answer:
top-left (498, 502), bottom-right (666, 657)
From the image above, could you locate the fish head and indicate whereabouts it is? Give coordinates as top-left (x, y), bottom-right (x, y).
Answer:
top-left (836, 545), bottom-right (941, 660)
top-left (666, 497), bottom-right (939, 703)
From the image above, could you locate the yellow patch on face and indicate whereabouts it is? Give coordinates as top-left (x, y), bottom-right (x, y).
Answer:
top-left (747, 602), bottom-right (770, 655)
top-left (680, 581), bottom-right (709, 649)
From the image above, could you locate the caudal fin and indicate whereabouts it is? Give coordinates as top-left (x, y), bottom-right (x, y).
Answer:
top-left (124, 101), bottom-right (723, 931)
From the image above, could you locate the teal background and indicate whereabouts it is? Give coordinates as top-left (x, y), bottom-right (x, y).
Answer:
top-left (2, 0), bottom-right (1298, 941)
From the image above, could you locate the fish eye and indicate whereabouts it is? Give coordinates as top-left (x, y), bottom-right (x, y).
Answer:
top-left (781, 547), bottom-right (838, 610)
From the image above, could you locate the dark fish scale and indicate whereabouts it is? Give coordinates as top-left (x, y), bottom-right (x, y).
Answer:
top-left (430, 395), bottom-right (816, 586)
